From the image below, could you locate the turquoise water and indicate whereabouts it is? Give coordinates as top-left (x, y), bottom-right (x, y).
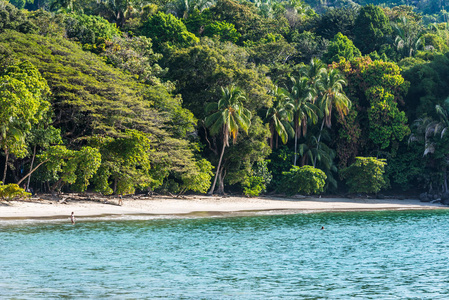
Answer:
top-left (1, 210), bottom-right (449, 299)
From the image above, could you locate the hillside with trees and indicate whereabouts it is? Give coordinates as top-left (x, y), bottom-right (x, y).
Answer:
top-left (1, 0), bottom-right (449, 200)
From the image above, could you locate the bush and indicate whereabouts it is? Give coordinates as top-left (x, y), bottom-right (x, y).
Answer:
top-left (0, 182), bottom-right (31, 200)
top-left (243, 176), bottom-right (264, 197)
top-left (279, 165), bottom-right (327, 196)
top-left (340, 157), bottom-right (387, 194)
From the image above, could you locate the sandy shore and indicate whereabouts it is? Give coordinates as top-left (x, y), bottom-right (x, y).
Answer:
top-left (0, 194), bottom-right (447, 221)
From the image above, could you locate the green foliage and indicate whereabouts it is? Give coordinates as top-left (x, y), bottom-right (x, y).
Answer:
top-left (166, 37), bottom-right (273, 118)
top-left (243, 159), bottom-right (272, 197)
top-left (203, 20), bottom-right (241, 43)
top-left (354, 4), bottom-right (392, 54)
top-left (243, 175), bottom-right (264, 197)
top-left (39, 145), bottom-right (101, 192)
top-left (322, 32), bottom-right (361, 64)
top-left (366, 86), bottom-right (410, 149)
top-left (102, 35), bottom-right (165, 85)
top-left (279, 165), bottom-right (327, 196)
top-left (177, 158), bottom-right (214, 194)
top-left (332, 57), bottom-right (410, 165)
top-left (0, 1), bottom-right (37, 34)
top-left (0, 182), bottom-right (30, 200)
top-left (65, 13), bottom-right (121, 46)
top-left (340, 156), bottom-right (388, 194)
top-left (142, 11), bottom-right (199, 51)
top-left (89, 130), bottom-right (154, 195)
top-left (314, 7), bottom-right (357, 40)
top-left (290, 30), bottom-right (328, 64)
top-left (0, 60), bottom-right (50, 161)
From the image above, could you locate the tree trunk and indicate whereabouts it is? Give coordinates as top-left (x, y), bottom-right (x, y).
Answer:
top-left (313, 119), bottom-right (326, 168)
top-left (50, 177), bottom-right (64, 193)
top-left (208, 140), bottom-right (227, 195)
top-left (294, 131), bottom-right (298, 166)
top-left (17, 159), bottom-right (49, 186)
top-left (2, 147), bottom-right (9, 183)
top-left (444, 166), bottom-right (448, 193)
top-left (216, 167), bottom-right (225, 195)
top-left (27, 145), bottom-right (37, 189)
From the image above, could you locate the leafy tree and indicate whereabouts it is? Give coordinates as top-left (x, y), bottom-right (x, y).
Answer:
top-left (332, 57), bottom-right (410, 165)
top-left (204, 85), bottom-right (251, 194)
top-left (322, 32), bottom-right (362, 64)
top-left (37, 145), bottom-right (101, 192)
top-left (290, 30), bottom-right (328, 64)
top-left (354, 4), bottom-right (392, 54)
top-left (203, 20), bottom-right (241, 43)
top-left (208, 0), bottom-right (264, 42)
top-left (341, 156), bottom-right (388, 194)
top-left (141, 11), bottom-right (199, 52)
top-left (0, 1), bottom-right (38, 34)
top-left (102, 35), bottom-right (165, 85)
top-left (165, 37), bottom-right (272, 118)
top-left (314, 6), bottom-right (358, 40)
top-left (0, 60), bottom-right (50, 182)
top-left (279, 165), bottom-right (326, 195)
top-left (89, 130), bottom-right (154, 195)
top-left (366, 86), bottom-right (410, 150)
top-left (65, 13), bottom-right (121, 50)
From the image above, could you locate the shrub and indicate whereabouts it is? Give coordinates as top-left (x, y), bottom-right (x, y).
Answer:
top-left (243, 176), bottom-right (264, 197)
top-left (340, 157), bottom-right (387, 194)
top-left (0, 182), bottom-right (31, 201)
top-left (279, 165), bottom-right (327, 196)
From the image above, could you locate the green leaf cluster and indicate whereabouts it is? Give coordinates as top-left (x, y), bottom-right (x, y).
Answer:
top-left (279, 165), bottom-right (327, 196)
top-left (340, 156), bottom-right (388, 194)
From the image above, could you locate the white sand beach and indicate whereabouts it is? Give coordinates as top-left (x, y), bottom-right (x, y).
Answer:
top-left (0, 194), bottom-right (447, 220)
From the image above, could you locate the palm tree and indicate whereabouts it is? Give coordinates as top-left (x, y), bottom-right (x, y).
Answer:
top-left (299, 57), bottom-right (327, 95)
top-left (266, 86), bottom-right (294, 149)
top-left (412, 99), bottom-right (449, 192)
top-left (314, 68), bottom-right (351, 167)
top-left (288, 76), bottom-right (319, 166)
top-left (393, 16), bottom-right (424, 58)
top-left (204, 86), bottom-right (252, 195)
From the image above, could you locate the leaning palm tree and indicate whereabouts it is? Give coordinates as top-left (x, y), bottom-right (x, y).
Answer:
top-left (266, 86), bottom-right (294, 149)
top-left (313, 68), bottom-right (351, 167)
top-left (205, 86), bottom-right (252, 195)
top-left (289, 76), bottom-right (319, 166)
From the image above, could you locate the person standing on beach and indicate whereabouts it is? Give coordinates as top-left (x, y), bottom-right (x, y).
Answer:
top-left (118, 194), bottom-right (123, 206)
top-left (70, 212), bottom-right (76, 225)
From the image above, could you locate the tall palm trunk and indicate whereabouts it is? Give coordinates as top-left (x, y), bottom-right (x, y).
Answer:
top-left (217, 167), bottom-right (225, 195)
top-left (2, 147), bottom-right (9, 183)
top-left (208, 140), bottom-right (226, 195)
top-left (294, 118), bottom-right (299, 166)
top-left (313, 119), bottom-right (326, 168)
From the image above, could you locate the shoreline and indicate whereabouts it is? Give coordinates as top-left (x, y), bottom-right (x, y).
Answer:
top-left (0, 194), bottom-right (447, 222)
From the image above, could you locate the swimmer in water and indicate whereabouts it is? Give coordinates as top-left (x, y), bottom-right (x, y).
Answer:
top-left (70, 212), bottom-right (76, 225)
top-left (321, 226), bottom-right (325, 230)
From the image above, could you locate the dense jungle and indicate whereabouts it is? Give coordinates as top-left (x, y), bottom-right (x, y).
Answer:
top-left (1, 0), bottom-right (449, 199)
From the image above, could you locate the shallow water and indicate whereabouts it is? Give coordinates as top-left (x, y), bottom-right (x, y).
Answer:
top-left (1, 210), bottom-right (449, 299)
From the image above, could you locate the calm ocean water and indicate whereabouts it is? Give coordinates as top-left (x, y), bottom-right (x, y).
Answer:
top-left (1, 210), bottom-right (449, 299)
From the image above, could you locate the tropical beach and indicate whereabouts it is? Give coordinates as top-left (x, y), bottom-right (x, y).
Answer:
top-left (0, 195), bottom-right (446, 220)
